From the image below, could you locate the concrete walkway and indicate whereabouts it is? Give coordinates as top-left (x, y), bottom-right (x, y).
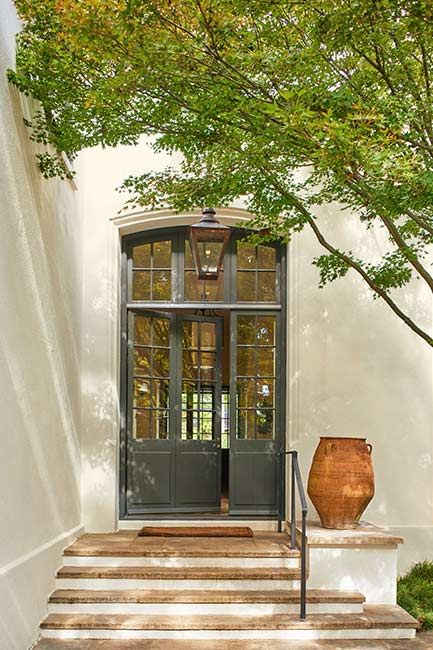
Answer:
top-left (33, 631), bottom-right (433, 649)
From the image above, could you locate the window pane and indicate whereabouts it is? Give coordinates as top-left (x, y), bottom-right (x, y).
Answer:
top-left (202, 274), bottom-right (224, 301)
top-left (184, 269), bottom-right (224, 302)
top-left (257, 409), bottom-right (274, 439)
top-left (181, 410), bottom-right (198, 439)
top-left (257, 348), bottom-right (275, 377)
top-left (154, 410), bottom-right (169, 439)
top-left (198, 388), bottom-right (215, 411)
top-left (237, 243), bottom-right (256, 269)
top-left (237, 348), bottom-right (256, 376)
top-left (182, 321), bottom-right (193, 348)
top-left (237, 347), bottom-right (256, 376)
top-left (200, 352), bottom-right (215, 381)
top-left (184, 271), bottom-right (200, 301)
top-left (152, 379), bottom-right (170, 409)
top-left (237, 378), bottom-right (256, 408)
top-left (152, 318), bottom-right (169, 347)
top-left (182, 350), bottom-right (199, 379)
top-left (201, 322), bottom-right (216, 349)
top-left (153, 240), bottom-right (171, 267)
top-left (185, 241), bottom-right (194, 268)
top-left (152, 270), bottom-right (171, 300)
top-left (132, 271), bottom-right (151, 301)
top-left (256, 317), bottom-right (275, 346)
top-left (153, 348), bottom-right (170, 377)
top-left (237, 316), bottom-right (256, 345)
top-left (133, 379), bottom-right (152, 407)
top-left (133, 409), bottom-right (169, 440)
top-left (133, 409), bottom-right (152, 439)
top-left (257, 245), bottom-right (276, 269)
top-left (200, 410), bottom-right (214, 440)
top-left (134, 317), bottom-right (151, 346)
top-left (237, 409), bottom-right (256, 439)
top-left (133, 243), bottom-right (151, 268)
top-left (182, 381), bottom-right (198, 409)
top-left (257, 380), bottom-right (274, 408)
top-left (133, 347), bottom-right (152, 376)
top-left (237, 271), bottom-right (256, 301)
top-left (257, 271), bottom-right (276, 302)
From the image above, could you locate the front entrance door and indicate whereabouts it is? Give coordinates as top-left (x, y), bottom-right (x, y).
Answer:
top-left (125, 311), bottom-right (222, 514)
top-left (229, 312), bottom-right (280, 516)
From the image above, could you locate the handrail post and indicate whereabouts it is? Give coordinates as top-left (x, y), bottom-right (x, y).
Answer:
top-left (290, 453), bottom-right (296, 550)
top-left (279, 449), bottom-right (308, 619)
top-left (300, 508), bottom-right (307, 619)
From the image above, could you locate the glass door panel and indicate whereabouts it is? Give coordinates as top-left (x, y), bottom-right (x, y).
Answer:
top-left (126, 311), bottom-right (176, 512)
top-left (175, 315), bottom-right (222, 511)
top-left (229, 311), bottom-right (280, 515)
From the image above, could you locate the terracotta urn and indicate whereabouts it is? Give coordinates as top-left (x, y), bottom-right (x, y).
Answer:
top-left (307, 437), bottom-right (375, 529)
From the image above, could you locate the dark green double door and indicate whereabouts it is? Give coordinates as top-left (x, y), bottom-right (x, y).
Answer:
top-left (125, 310), bottom-right (280, 516)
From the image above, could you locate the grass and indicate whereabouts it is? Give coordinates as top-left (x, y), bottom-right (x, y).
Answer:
top-left (397, 561), bottom-right (433, 630)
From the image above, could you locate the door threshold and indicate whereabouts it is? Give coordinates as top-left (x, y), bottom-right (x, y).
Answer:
top-left (118, 518), bottom-right (280, 531)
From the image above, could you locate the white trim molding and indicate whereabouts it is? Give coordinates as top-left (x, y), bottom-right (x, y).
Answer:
top-left (110, 206), bottom-right (254, 235)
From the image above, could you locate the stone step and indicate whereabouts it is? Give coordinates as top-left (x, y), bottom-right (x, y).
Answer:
top-left (40, 605), bottom-right (419, 640)
top-left (62, 555), bottom-right (299, 568)
top-left (32, 637), bottom-right (432, 650)
top-left (48, 589), bottom-right (364, 615)
top-left (64, 532), bottom-right (298, 557)
top-left (55, 566), bottom-right (302, 591)
top-left (62, 533), bottom-right (300, 568)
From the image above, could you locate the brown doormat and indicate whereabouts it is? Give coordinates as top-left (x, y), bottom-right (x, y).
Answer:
top-left (137, 526), bottom-right (254, 538)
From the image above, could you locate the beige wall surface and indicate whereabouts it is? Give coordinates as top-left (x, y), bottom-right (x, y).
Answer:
top-left (78, 138), bottom-right (433, 572)
top-left (0, 3), bottom-right (83, 648)
top-left (288, 205), bottom-right (433, 571)
top-left (76, 140), bottom-right (248, 532)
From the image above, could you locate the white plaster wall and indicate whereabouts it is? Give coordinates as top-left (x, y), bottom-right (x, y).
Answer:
top-left (77, 117), bottom-right (432, 573)
top-left (0, 3), bottom-right (83, 648)
top-left (76, 140), bottom-right (248, 531)
top-left (77, 141), bottom-right (176, 532)
top-left (307, 546), bottom-right (399, 605)
top-left (288, 204), bottom-right (433, 572)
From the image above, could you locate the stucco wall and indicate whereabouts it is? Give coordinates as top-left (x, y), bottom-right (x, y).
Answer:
top-left (77, 137), bottom-right (433, 573)
top-left (0, 4), bottom-right (83, 648)
top-left (288, 205), bottom-right (433, 572)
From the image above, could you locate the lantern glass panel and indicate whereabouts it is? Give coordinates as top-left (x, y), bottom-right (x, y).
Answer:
top-left (198, 240), bottom-right (223, 274)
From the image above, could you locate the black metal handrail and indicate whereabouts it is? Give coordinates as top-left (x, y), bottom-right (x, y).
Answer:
top-left (279, 450), bottom-right (308, 619)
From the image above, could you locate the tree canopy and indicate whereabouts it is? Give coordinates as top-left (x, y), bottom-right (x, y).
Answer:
top-left (8, 0), bottom-right (433, 345)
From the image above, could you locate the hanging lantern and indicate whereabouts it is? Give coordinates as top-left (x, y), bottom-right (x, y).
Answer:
top-left (189, 207), bottom-right (231, 280)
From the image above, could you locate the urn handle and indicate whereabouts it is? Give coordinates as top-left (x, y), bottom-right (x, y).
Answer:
top-left (366, 443), bottom-right (373, 455)
top-left (325, 441), bottom-right (335, 457)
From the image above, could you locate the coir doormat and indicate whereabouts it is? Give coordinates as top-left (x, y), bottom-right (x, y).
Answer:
top-left (137, 526), bottom-right (254, 538)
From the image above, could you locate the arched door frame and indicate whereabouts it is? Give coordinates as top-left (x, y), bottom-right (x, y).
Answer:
top-left (111, 208), bottom-right (287, 522)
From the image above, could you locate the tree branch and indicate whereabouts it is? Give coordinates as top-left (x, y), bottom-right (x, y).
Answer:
top-left (264, 173), bottom-right (433, 346)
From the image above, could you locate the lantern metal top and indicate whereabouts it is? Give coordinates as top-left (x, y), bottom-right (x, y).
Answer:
top-left (191, 207), bottom-right (231, 231)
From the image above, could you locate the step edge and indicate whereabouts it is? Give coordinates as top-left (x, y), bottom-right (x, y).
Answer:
top-left (49, 589), bottom-right (365, 604)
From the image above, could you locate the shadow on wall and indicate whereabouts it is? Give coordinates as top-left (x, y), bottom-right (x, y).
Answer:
top-left (0, 86), bottom-right (81, 544)
top-left (0, 52), bottom-right (82, 649)
top-left (288, 220), bottom-right (433, 527)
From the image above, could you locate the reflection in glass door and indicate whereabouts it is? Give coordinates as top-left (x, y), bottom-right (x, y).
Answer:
top-left (175, 315), bottom-right (222, 511)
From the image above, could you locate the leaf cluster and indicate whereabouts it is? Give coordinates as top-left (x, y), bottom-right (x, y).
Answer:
top-left (398, 561), bottom-right (433, 630)
top-left (8, 0), bottom-right (433, 344)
